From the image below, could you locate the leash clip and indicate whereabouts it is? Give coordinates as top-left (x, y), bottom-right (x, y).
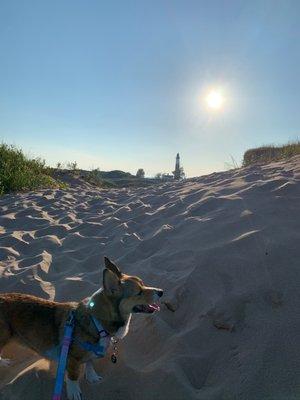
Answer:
top-left (99, 329), bottom-right (109, 338)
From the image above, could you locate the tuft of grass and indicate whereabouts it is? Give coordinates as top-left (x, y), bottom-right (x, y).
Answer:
top-left (224, 155), bottom-right (240, 170)
top-left (85, 169), bottom-right (117, 188)
top-left (0, 143), bottom-right (59, 194)
top-left (243, 141), bottom-right (300, 167)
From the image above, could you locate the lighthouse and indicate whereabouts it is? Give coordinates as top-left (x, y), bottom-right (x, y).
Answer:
top-left (173, 153), bottom-right (181, 180)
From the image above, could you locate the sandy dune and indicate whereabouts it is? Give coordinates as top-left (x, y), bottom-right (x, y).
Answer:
top-left (1, 156), bottom-right (300, 399)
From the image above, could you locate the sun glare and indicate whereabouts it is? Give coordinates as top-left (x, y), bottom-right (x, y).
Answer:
top-left (205, 90), bottom-right (224, 110)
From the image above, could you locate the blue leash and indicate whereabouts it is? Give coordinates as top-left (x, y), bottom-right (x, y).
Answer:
top-left (51, 311), bottom-right (111, 400)
top-left (52, 311), bottom-right (75, 400)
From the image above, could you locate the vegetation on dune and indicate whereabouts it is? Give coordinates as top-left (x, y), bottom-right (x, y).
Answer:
top-left (0, 144), bottom-right (59, 194)
top-left (85, 168), bottom-right (117, 188)
top-left (224, 155), bottom-right (240, 170)
top-left (54, 167), bottom-right (156, 188)
top-left (3, 139), bottom-right (300, 195)
top-left (0, 143), bottom-right (159, 193)
top-left (243, 141), bottom-right (300, 167)
top-left (84, 168), bottom-right (157, 187)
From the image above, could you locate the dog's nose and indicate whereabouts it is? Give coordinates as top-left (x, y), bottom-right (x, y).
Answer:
top-left (156, 289), bottom-right (164, 298)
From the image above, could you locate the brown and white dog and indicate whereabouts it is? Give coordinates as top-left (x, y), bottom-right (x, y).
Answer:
top-left (0, 257), bottom-right (163, 399)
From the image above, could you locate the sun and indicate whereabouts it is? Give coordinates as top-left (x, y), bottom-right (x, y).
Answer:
top-left (205, 90), bottom-right (224, 110)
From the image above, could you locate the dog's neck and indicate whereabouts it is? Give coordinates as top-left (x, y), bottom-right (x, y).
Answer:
top-left (81, 288), bottom-right (132, 339)
top-left (114, 314), bottom-right (131, 339)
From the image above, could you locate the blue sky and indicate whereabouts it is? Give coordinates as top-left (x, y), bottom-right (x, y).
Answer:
top-left (1, 0), bottom-right (300, 177)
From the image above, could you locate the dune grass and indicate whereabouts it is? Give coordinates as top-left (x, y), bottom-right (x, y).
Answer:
top-left (243, 141), bottom-right (300, 167)
top-left (0, 143), bottom-right (59, 194)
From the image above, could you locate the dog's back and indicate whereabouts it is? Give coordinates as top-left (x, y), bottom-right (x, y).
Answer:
top-left (0, 293), bottom-right (73, 356)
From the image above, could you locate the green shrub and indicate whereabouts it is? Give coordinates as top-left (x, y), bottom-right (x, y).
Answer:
top-left (243, 141), bottom-right (300, 167)
top-left (0, 143), bottom-right (58, 194)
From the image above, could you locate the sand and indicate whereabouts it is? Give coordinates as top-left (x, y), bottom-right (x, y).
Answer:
top-left (1, 156), bottom-right (300, 400)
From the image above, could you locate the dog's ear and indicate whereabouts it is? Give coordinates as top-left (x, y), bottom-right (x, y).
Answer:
top-left (103, 269), bottom-right (121, 296)
top-left (104, 256), bottom-right (122, 279)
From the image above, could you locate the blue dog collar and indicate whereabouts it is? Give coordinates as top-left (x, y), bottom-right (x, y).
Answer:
top-left (76, 314), bottom-right (110, 358)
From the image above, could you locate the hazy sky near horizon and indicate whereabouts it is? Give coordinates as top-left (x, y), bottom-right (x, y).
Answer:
top-left (1, 0), bottom-right (300, 177)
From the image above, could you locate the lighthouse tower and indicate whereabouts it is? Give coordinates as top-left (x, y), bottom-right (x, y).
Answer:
top-left (173, 153), bottom-right (181, 180)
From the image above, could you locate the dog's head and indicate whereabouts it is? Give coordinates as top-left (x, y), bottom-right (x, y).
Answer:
top-left (101, 256), bottom-right (163, 315)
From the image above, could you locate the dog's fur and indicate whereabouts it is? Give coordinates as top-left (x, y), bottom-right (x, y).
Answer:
top-left (0, 257), bottom-right (163, 400)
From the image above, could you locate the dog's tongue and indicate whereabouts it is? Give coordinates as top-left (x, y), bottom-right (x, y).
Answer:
top-left (149, 303), bottom-right (160, 312)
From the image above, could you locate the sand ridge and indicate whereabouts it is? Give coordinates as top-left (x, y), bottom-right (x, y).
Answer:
top-left (1, 156), bottom-right (300, 399)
